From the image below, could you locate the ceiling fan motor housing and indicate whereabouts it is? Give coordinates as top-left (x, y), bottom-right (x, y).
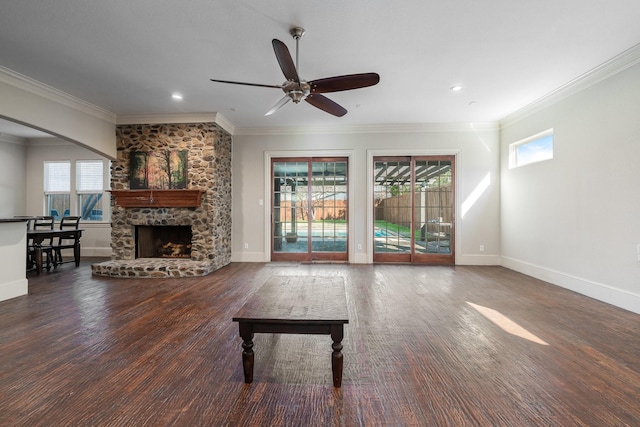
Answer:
top-left (283, 80), bottom-right (310, 103)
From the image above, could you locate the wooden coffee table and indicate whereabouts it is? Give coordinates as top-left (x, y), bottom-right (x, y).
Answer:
top-left (232, 276), bottom-right (349, 387)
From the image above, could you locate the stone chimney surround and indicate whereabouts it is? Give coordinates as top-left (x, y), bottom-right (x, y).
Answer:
top-left (92, 122), bottom-right (232, 278)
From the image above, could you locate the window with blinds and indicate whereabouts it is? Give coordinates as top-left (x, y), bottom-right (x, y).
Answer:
top-left (42, 160), bottom-right (108, 221)
top-left (44, 161), bottom-right (71, 219)
top-left (44, 161), bottom-right (71, 192)
top-left (76, 160), bottom-right (105, 221)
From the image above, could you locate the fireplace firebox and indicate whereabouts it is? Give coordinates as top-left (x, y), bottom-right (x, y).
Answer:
top-left (136, 225), bottom-right (192, 259)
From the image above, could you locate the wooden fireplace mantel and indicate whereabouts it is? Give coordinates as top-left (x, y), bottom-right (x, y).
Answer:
top-left (110, 189), bottom-right (204, 208)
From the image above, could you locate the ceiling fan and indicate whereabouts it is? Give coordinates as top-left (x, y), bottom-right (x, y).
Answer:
top-left (210, 27), bottom-right (380, 117)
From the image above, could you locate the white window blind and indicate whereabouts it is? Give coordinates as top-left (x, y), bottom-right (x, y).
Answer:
top-left (44, 161), bottom-right (71, 192)
top-left (76, 160), bottom-right (104, 193)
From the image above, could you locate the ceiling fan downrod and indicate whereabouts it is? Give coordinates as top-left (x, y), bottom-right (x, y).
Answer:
top-left (290, 27), bottom-right (305, 78)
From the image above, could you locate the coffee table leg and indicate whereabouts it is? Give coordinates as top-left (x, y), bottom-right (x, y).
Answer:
top-left (239, 323), bottom-right (254, 383)
top-left (331, 325), bottom-right (344, 387)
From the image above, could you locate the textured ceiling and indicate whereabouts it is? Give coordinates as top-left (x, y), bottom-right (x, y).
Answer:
top-left (1, 0), bottom-right (640, 136)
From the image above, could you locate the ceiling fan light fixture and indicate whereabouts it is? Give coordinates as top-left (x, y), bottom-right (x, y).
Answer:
top-left (288, 90), bottom-right (306, 103)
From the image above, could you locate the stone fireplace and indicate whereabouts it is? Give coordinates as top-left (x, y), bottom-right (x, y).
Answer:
top-left (91, 122), bottom-right (232, 278)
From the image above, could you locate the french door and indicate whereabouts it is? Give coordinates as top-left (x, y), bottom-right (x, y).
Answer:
top-left (271, 157), bottom-right (348, 262)
top-left (373, 156), bottom-right (455, 264)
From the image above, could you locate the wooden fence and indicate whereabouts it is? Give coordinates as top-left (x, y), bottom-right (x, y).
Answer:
top-left (375, 185), bottom-right (452, 226)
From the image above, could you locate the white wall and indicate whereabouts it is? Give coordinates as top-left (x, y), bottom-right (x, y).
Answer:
top-left (0, 137), bottom-right (27, 217)
top-left (25, 140), bottom-right (112, 257)
top-left (500, 61), bottom-right (640, 314)
top-left (231, 124), bottom-right (501, 265)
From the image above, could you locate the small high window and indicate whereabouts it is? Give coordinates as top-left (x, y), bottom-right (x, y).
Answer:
top-left (509, 129), bottom-right (554, 168)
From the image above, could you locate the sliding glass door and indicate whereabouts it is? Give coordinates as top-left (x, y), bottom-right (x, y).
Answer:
top-left (271, 158), bottom-right (348, 262)
top-left (373, 156), bottom-right (454, 264)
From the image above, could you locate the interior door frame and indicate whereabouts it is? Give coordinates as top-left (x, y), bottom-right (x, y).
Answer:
top-left (264, 150), bottom-right (355, 262)
top-left (367, 149), bottom-right (461, 264)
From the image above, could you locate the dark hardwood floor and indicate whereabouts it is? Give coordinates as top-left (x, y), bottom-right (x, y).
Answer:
top-left (1, 260), bottom-right (639, 426)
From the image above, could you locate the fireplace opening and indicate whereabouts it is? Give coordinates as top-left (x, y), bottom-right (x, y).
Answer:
top-left (136, 225), bottom-right (192, 259)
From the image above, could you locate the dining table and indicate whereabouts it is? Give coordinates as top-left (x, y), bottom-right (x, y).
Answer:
top-left (28, 228), bottom-right (83, 274)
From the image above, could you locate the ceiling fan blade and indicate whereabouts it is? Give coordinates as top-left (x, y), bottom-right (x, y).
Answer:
top-left (305, 94), bottom-right (347, 117)
top-left (210, 78), bottom-right (282, 89)
top-left (272, 39), bottom-right (299, 82)
top-left (310, 73), bottom-right (380, 93)
top-left (265, 95), bottom-right (291, 116)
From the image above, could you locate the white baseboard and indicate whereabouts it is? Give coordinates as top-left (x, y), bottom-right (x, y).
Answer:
top-left (230, 252), bottom-right (502, 265)
top-left (501, 256), bottom-right (640, 315)
top-left (352, 253), bottom-right (368, 264)
top-left (457, 254), bottom-right (502, 265)
top-left (0, 279), bottom-right (28, 302)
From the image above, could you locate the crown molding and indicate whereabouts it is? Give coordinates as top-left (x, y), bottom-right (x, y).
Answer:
top-left (234, 121), bottom-right (499, 136)
top-left (0, 66), bottom-right (116, 124)
top-left (212, 113), bottom-right (235, 135)
top-left (501, 42), bottom-right (640, 129)
top-left (116, 112), bottom-right (235, 135)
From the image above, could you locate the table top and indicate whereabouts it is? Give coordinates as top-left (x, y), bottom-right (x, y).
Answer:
top-left (233, 276), bottom-right (349, 324)
top-left (28, 228), bottom-right (83, 235)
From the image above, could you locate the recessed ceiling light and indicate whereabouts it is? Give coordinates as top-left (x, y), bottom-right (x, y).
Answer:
top-left (171, 93), bottom-right (183, 101)
top-left (450, 85), bottom-right (463, 92)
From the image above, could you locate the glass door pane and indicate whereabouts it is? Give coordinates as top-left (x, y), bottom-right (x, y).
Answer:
top-left (414, 159), bottom-right (452, 255)
top-left (272, 161), bottom-right (309, 256)
top-left (374, 156), bottom-right (455, 264)
top-left (310, 160), bottom-right (348, 259)
top-left (272, 158), bottom-right (348, 262)
top-left (373, 158), bottom-right (412, 262)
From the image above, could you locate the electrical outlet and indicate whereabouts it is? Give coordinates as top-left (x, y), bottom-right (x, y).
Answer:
top-left (244, 243), bottom-right (249, 249)
top-left (357, 243), bottom-right (362, 251)
top-left (479, 245), bottom-right (485, 252)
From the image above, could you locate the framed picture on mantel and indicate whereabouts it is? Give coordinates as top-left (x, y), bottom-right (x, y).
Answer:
top-left (130, 150), bottom-right (188, 189)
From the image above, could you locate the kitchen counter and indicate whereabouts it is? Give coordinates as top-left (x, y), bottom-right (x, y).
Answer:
top-left (0, 219), bottom-right (28, 301)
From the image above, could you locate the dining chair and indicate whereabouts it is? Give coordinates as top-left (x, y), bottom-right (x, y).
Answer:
top-left (54, 216), bottom-right (81, 265)
top-left (28, 216), bottom-right (56, 271)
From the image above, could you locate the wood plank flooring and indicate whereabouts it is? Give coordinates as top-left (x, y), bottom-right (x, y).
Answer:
top-left (1, 260), bottom-right (639, 426)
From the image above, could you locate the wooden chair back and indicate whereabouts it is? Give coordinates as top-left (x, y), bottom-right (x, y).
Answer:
top-left (33, 216), bottom-right (55, 230)
top-left (59, 216), bottom-right (81, 230)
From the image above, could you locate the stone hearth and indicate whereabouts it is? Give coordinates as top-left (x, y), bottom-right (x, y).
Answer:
top-left (91, 259), bottom-right (215, 278)
top-left (91, 122), bottom-right (232, 278)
